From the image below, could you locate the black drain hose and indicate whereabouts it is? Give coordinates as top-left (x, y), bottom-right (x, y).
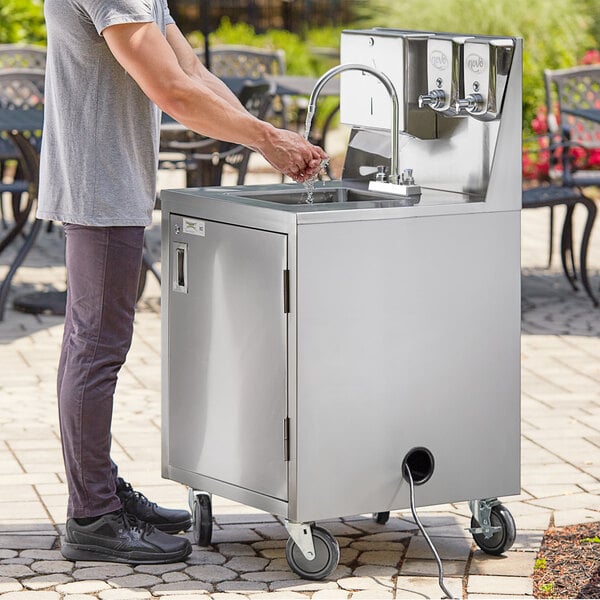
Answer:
top-left (405, 463), bottom-right (456, 600)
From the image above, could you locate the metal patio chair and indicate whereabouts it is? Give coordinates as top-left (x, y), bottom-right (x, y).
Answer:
top-left (0, 114), bottom-right (43, 320)
top-left (544, 65), bottom-right (600, 188)
top-left (195, 44), bottom-right (292, 130)
top-left (539, 65), bottom-right (600, 270)
top-left (0, 68), bottom-right (45, 238)
top-left (0, 44), bottom-right (46, 70)
top-left (0, 69), bottom-right (46, 319)
top-left (195, 45), bottom-right (286, 79)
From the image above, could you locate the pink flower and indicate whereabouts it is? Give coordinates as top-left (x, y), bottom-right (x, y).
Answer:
top-left (569, 145), bottom-right (587, 169)
top-left (582, 49), bottom-right (600, 65)
top-left (532, 117), bottom-right (546, 134)
top-left (588, 150), bottom-right (600, 168)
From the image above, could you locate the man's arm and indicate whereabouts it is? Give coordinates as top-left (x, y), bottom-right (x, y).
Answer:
top-left (102, 21), bottom-right (326, 181)
top-left (165, 24), bottom-right (244, 112)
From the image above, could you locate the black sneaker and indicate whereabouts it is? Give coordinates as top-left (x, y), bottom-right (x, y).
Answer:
top-left (116, 477), bottom-right (192, 534)
top-left (61, 510), bottom-right (192, 564)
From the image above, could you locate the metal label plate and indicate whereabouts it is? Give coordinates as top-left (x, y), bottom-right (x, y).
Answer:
top-left (183, 218), bottom-right (205, 236)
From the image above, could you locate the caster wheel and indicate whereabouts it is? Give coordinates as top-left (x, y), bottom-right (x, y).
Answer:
top-left (192, 492), bottom-right (213, 547)
top-left (373, 511), bottom-right (390, 524)
top-left (471, 503), bottom-right (516, 555)
top-left (285, 525), bottom-right (340, 580)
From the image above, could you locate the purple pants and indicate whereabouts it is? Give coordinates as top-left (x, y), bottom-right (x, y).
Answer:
top-left (58, 224), bottom-right (145, 518)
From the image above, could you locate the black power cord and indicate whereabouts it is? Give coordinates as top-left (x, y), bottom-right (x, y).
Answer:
top-left (405, 464), bottom-right (456, 600)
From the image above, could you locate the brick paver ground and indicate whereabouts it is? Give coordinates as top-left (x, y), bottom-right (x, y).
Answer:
top-left (0, 140), bottom-right (599, 598)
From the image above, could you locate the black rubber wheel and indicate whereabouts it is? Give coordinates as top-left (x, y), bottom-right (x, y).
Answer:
top-left (373, 511), bottom-right (390, 524)
top-left (192, 492), bottom-right (213, 547)
top-left (471, 504), bottom-right (516, 555)
top-left (285, 525), bottom-right (340, 580)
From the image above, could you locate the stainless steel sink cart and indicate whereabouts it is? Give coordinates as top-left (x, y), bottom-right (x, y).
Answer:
top-left (161, 28), bottom-right (522, 580)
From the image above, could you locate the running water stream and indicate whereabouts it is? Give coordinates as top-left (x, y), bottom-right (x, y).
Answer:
top-left (302, 108), bottom-right (329, 204)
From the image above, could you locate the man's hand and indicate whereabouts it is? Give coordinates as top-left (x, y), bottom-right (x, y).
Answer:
top-left (253, 127), bottom-right (328, 182)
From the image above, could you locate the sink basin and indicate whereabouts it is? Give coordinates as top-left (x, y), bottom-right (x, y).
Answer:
top-left (232, 186), bottom-right (420, 208)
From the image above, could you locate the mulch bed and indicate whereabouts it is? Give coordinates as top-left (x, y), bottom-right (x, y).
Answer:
top-left (534, 521), bottom-right (600, 598)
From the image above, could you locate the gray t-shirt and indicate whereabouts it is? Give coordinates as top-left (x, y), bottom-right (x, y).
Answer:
top-left (38, 0), bottom-right (174, 226)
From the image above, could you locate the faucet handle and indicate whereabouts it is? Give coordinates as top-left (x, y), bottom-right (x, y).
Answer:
top-left (358, 165), bottom-right (378, 177)
top-left (375, 165), bottom-right (389, 182)
top-left (359, 165), bottom-right (389, 182)
top-left (401, 169), bottom-right (415, 185)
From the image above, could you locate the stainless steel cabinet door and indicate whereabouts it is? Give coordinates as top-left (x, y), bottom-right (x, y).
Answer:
top-left (168, 215), bottom-right (288, 501)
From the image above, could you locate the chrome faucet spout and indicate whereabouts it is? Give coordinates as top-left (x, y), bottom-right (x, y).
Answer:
top-left (308, 63), bottom-right (401, 184)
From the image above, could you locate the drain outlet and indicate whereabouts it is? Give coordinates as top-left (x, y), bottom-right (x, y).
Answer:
top-left (402, 447), bottom-right (435, 485)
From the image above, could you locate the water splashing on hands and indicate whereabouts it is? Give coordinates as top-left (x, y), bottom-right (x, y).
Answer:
top-left (303, 157), bottom-right (330, 204)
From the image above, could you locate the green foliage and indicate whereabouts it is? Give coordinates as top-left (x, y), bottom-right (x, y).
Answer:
top-left (353, 0), bottom-right (595, 137)
top-left (534, 557), bottom-right (547, 570)
top-left (581, 536), bottom-right (600, 543)
top-left (578, 0), bottom-right (600, 48)
top-left (258, 29), bottom-right (320, 76)
top-left (540, 582), bottom-right (555, 594)
top-left (0, 0), bottom-right (46, 44)
top-left (188, 17), bottom-right (340, 77)
top-left (304, 26), bottom-right (344, 50)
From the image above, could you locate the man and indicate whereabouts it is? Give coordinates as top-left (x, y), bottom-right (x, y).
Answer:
top-left (38, 0), bottom-right (327, 564)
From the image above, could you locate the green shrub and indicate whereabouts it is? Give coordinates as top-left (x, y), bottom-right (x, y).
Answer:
top-left (304, 26), bottom-right (344, 50)
top-left (0, 0), bottom-right (46, 44)
top-left (187, 18), bottom-right (340, 76)
top-left (579, 0), bottom-right (600, 47)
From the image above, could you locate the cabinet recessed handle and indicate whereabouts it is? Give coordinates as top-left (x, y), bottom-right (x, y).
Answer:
top-left (173, 243), bottom-right (188, 293)
top-left (177, 247), bottom-right (185, 287)
top-left (283, 269), bottom-right (290, 314)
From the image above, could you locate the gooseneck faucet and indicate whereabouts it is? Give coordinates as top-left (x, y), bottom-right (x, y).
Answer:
top-left (307, 63), bottom-right (401, 185)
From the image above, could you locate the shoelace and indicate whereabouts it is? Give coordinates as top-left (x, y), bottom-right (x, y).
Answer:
top-left (120, 510), bottom-right (155, 535)
top-left (119, 480), bottom-right (158, 509)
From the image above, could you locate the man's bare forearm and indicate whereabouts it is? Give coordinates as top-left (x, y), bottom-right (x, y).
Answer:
top-left (165, 24), bottom-right (245, 113)
top-left (103, 21), bottom-right (327, 181)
